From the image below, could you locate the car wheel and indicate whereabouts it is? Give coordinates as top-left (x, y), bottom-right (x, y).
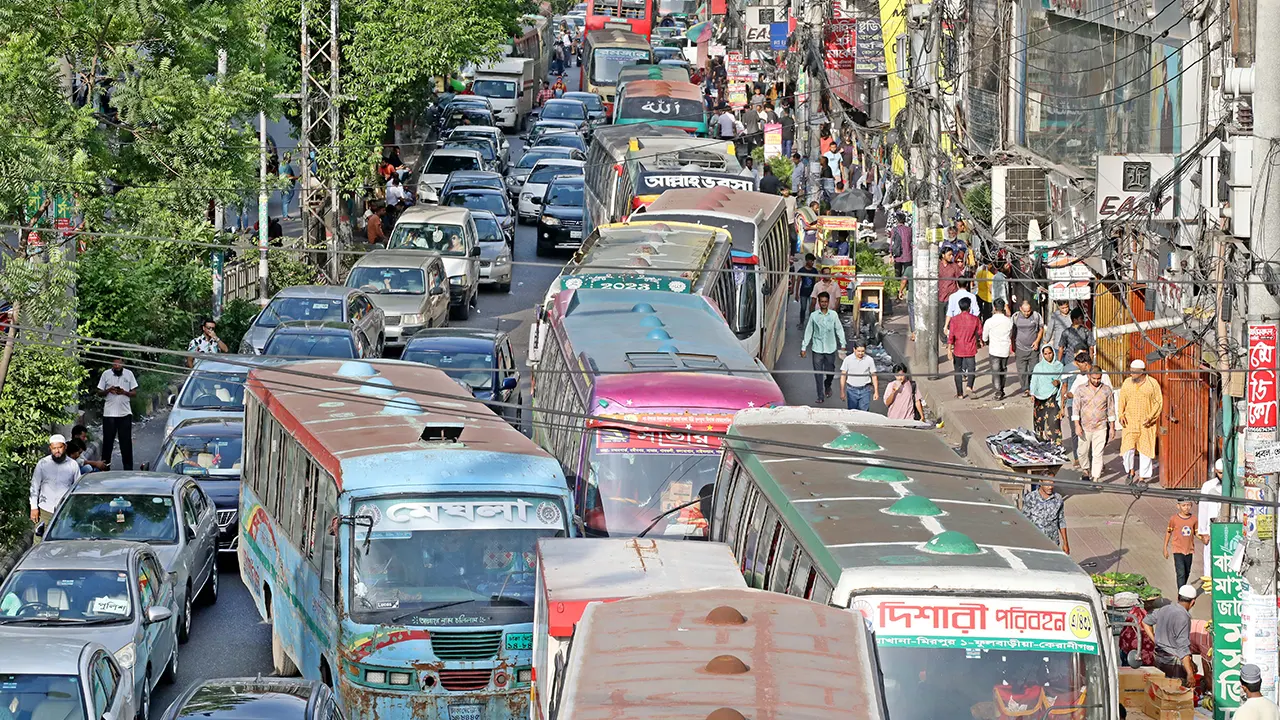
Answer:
top-left (271, 611), bottom-right (300, 676)
top-left (161, 637), bottom-right (179, 685)
top-left (451, 298), bottom-right (470, 322)
top-left (499, 281), bottom-right (511, 293)
top-left (201, 564), bottom-right (219, 606)
top-left (177, 584), bottom-right (192, 643)
top-left (135, 670), bottom-right (150, 720)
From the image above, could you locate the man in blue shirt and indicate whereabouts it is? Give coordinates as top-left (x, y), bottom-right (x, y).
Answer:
top-left (800, 291), bottom-right (847, 404)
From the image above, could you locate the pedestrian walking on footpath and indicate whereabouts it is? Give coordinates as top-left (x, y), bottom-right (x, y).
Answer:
top-left (839, 339), bottom-right (879, 411)
top-left (809, 266), bottom-right (840, 315)
top-left (943, 279), bottom-right (979, 339)
top-left (890, 212), bottom-right (912, 301)
top-left (1142, 585), bottom-right (1197, 686)
top-left (279, 152), bottom-right (299, 218)
top-left (883, 364), bottom-right (925, 420)
top-left (1199, 459), bottom-right (1224, 588)
top-left (1235, 665), bottom-right (1280, 720)
top-left (1118, 358), bottom-right (1164, 483)
top-left (936, 245), bottom-right (963, 347)
top-left (1020, 479), bottom-right (1068, 552)
top-left (794, 253), bottom-right (818, 329)
top-left (1165, 498), bottom-right (1198, 590)
top-left (1071, 367), bottom-right (1116, 482)
top-left (1030, 344), bottom-right (1065, 442)
top-left (1012, 299), bottom-right (1045, 395)
top-left (28, 434), bottom-right (81, 529)
top-left (946, 297), bottom-right (983, 399)
top-left (1058, 307), bottom-right (1095, 362)
top-left (97, 357), bottom-right (138, 470)
top-left (983, 298), bottom-right (1014, 399)
top-left (800, 291), bottom-right (845, 404)
top-left (1046, 299), bottom-right (1072, 351)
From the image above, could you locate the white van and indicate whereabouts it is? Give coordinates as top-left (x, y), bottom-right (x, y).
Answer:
top-left (471, 57), bottom-right (535, 130)
top-left (386, 206), bottom-right (481, 320)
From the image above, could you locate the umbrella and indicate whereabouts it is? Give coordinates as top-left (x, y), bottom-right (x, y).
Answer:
top-left (685, 21), bottom-right (712, 43)
top-left (829, 188), bottom-right (872, 214)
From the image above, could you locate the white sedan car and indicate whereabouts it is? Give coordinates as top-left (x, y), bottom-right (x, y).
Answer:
top-left (518, 158), bottom-right (585, 223)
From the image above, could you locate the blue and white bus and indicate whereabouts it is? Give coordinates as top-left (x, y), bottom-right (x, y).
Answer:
top-left (238, 358), bottom-right (573, 720)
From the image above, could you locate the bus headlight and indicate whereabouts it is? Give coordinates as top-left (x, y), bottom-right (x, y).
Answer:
top-left (365, 670), bottom-right (386, 685)
top-left (388, 672), bottom-right (413, 686)
top-left (516, 667), bottom-right (533, 685)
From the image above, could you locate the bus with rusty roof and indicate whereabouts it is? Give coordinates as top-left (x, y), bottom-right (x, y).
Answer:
top-left (547, 586), bottom-right (887, 720)
top-left (530, 538), bottom-right (747, 720)
top-left (710, 407), bottom-right (1117, 720)
top-left (529, 289), bottom-right (783, 539)
top-left (643, 188), bottom-right (791, 368)
top-left (238, 359), bottom-right (573, 720)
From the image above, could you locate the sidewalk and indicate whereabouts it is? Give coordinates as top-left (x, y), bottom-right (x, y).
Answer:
top-left (877, 309), bottom-right (1209, 617)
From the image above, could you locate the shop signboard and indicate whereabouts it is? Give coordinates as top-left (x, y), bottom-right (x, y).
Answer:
top-left (855, 18), bottom-right (886, 75)
top-left (1211, 522), bottom-right (1245, 720)
top-left (763, 123), bottom-right (782, 158)
top-left (769, 22), bottom-right (788, 51)
top-left (1247, 323), bottom-right (1278, 438)
top-left (1095, 154), bottom-right (1176, 221)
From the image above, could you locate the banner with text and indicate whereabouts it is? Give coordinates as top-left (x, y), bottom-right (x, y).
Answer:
top-left (1211, 522), bottom-right (1245, 720)
top-left (851, 595), bottom-right (1099, 653)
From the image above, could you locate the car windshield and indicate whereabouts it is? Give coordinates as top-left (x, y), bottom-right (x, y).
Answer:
top-left (155, 433), bottom-right (243, 477)
top-left (178, 371), bottom-right (245, 410)
top-left (546, 183), bottom-right (583, 206)
top-left (348, 497), bottom-right (567, 626)
top-left (257, 296), bottom-right (343, 329)
top-left (471, 79), bottom-right (516, 98)
top-left (529, 165), bottom-right (581, 185)
top-left (0, 570), bottom-right (134, 625)
top-left (445, 192), bottom-right (508, 216)
top-left (875, 643), bottom-right (1105, 720)
top-left (443, 140), bottom-right (495, 161)
top-left (473, 216), bottom-right (504, 242)
top-left (583, 431), bottom-right (719, 537)
top-left (387, 223), bottom-right (468, 256)
top-left (263, 332), bottom-right (357, 358)
top-left (517, 151), bottom-right (561, 169)
top-left (543, 102), bottom-right (586, 121)
top-left (400, 347), bottom-right (494, 389)
top-left (444, 112), bottom-right (491, 129)
top-left (568, 94), bottom-right (603, 111)
top-left (46, 494), bottom-right (178, 544)
top-left (348, 267), bottom-right (427, 294)
top-left (653, 47), bottom-right (682, 61)
top-left (425, 154), bottom-right (481, 175)
top-left (0, 675), bottom-right (86, 720)
top-left (591, 47), bottom-right (650, 85)
top-left (533, 134), bottom-right (585, 151)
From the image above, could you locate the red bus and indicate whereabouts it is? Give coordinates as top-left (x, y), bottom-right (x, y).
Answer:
top-left (585, 0), bottom-right (653, 38)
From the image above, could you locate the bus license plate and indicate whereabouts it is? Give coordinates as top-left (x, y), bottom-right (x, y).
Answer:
top-left (570, 230), bottom-right (582, 239)
top-left (448, 704), bottom-right (483, 720)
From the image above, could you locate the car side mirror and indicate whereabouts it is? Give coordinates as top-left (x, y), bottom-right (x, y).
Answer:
top-left (501, 376), bottom-right (518, 391)
top-left (139, 462), bottom-right (151, 471)
top-left (185, 525), bottom-right (197, 542)
top-left (430, 285), bottom-right (445, 296)
top-left (145, 606), bottom-right (173, 625)
top-left (167, 394), bottom-right (176, 406)
top-left (470, 246), bottom-right (481, 257)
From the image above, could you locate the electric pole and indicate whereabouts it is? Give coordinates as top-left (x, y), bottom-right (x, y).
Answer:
top-left (299, 0), bottom-right (343, 282)
top-left (910, 1), bottom-right (941, 376)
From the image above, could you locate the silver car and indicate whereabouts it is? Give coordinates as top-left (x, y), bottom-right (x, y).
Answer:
top-left (238, 285), bottom-right (385, 355)
top-left (0, 638), bottom-right (135, 720)
top-left (518, 158), bottom-right (584, 223)
top-left (446, 125), bottom-right (510, 169)
top-left (41, 473), bottom-right (220, 645)
top-left (345, 250), bottom-right (451, 347)
top-left (0, 541), bottom-right (178, 720)
top-left (387, 205), bottom-right (482, 321)
top-left (472, 210), bottom-right (513, 292)
top-left (163, 356), bottom-right (271, 438)
top-left (505, 146), bottom-right (586, 199)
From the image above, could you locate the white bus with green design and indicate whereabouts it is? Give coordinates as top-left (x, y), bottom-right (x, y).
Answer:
top-left (709, 407), bottom-right (1119, 720)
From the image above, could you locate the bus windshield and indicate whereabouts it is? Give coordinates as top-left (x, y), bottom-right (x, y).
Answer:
top-left (583, 427), bottom-right (720, 537)
top-left (591, 48), bottom-right (649, 85)
top-left (349, 497), bottom-right (568, 626)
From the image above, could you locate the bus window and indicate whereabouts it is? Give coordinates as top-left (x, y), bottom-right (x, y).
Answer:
top-left (732, 267), bottom-right (758, 339)
top-left (810, 574), bottom-right (833, 605)
top-left (739, 494), bottom-right (768, 580)
top-left (767, 529), bottom-right (797, 594)
top-left (755, 517), bottom-right (782, 590)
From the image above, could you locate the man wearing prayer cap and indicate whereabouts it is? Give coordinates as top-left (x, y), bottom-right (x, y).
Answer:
top-left (28, 433), bottom-right (81, 532)
top-left (1235, 664), bottom-right (1280, 720)
top-left (1198, 458), bottom-right (1224, 589)
top-left (1143, 584), bottom-right (1198, 686)
top-left (1117, 358), bottom-right (1164, 483)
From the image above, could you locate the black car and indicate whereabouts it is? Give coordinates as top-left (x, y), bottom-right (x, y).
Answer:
top-left (160, 678), bottom-right (343, 720)
top-left (440, 170), bottom-right (506, 198)
top-left (401, 328), bottom-right (522, 427)
top-left (261, 320), bottom-right (381, 359)
top-left (147, 418), bottom-right (243, 554)
top-left (539, 99), bottom-right (591, 136)
top-left (536, 175), bottom-right (585, 256)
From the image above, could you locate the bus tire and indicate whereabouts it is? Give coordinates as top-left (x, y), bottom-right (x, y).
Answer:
top-left (271, 614), bottom-right (299, 676)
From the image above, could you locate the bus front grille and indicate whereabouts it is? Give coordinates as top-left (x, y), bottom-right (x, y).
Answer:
top-left (430, 630), bottom-right (503, 660)
top-left (438, 669), bottom-right (493, 692)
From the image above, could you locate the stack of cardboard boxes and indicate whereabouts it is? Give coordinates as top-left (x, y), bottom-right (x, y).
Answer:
top-left (1119, 667), bottom-right (1195, 720)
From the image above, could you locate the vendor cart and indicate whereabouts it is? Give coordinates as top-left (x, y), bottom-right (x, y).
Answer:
top-left (985, 428), bottom-right (1069, 504)
top-left (852, 277), bottom-right (885, 346)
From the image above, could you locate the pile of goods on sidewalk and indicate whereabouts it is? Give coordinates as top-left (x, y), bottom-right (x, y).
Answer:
top-left (1091, 571), bottom-right (1163, 604)
top-left (985, 428), bottom-right (1070, 468)
top-left (1119, 665), bottom-right (1201, 720)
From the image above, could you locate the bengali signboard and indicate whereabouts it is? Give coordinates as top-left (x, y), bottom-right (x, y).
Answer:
top-left (1240, 587), bottom-right (1279, 702)
top-left (1248, 323), bottom-right (1278, 437)
top-left (851, 595), bottom-right (1100, 654)
top-left (1211, 522), bottom-right (1245, 720)
top-left (824, 17), bottom-right (857, 71)
top-left (855, 18), bottom-right (886, 74)
top-left (591, 413), bottom-right (734, 454)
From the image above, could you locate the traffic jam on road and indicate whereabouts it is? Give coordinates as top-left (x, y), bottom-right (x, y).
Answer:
top-left (4, 0), bottom-right (1239, 718)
